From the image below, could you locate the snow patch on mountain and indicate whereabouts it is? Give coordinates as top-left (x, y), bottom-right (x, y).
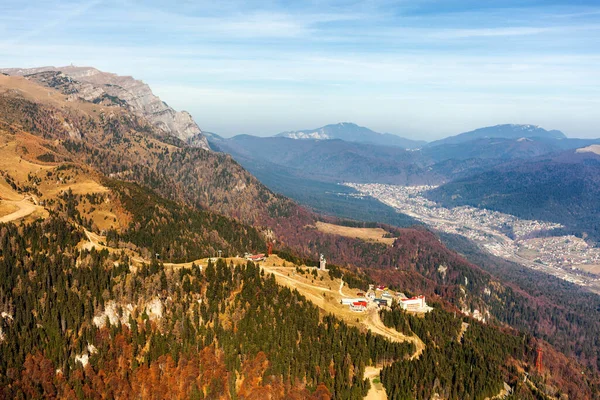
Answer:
top-left (276, 122), bottom-right (425, 149)
top-left (284, 131), bottom-right (330, 140)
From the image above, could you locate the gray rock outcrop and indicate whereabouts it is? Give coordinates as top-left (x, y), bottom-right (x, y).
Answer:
top-left (1, 66), bottom-right (210, 150)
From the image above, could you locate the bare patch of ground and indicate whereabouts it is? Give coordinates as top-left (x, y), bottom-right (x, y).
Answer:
top-left (0, 138), bottom-right (55, 184)
top-left (458, 322), bottom-right (469, 342)
top-left (46, 180), bottom-right (109, 197)
top-left (516, 247), bottom-right (540, 261)
top-left (0, 201), bottom-right (18, 217)
top-left (314, 221), bottom-right (396, 246)
top-left (576, 264), bottom-right (600, 275)
top-left (364, 366), bottom-right (387, 400)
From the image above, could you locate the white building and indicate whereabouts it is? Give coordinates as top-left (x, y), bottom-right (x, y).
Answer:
top-left (399, 295), bottom-right (429, 312)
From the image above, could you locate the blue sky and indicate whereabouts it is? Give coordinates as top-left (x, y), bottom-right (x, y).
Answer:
top-left (1, 0), bottom-right (599, 139)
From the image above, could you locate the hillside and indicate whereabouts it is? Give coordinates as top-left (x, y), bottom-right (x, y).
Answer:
top-left (276, 122), bottom-right (426, 149)
top-left (425, 150), bottom-right (600, 241)
top-left (0, 66), bottom-right (210, 150)
top-left (5, 215), bottom-right (584, 398)
top-left (0, 74), bottom-right (302, 229)
top-left (0, 217), bottom-right (415, 398)
top-left (2, 70), bottom-right (600, 398)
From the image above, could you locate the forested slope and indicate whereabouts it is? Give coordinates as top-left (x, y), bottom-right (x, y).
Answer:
top-left (0, 218), bottom-right (416, 399)
top-left (2, 73), bottom-right (600, 398)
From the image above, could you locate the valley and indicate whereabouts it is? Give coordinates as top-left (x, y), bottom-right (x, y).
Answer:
top-left (1, 66), bottom-right (599, 399)
top-left (347, 183), bottom-right (600, 291)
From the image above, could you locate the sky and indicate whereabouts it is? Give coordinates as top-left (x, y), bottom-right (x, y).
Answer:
top-left (1, 0), bottom-right (599, 140)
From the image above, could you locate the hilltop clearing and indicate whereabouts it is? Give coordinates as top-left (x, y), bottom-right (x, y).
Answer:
top-left (314, 221), bottom-right (397, 246)
top-left (259, 257), bottom-right (424, 355)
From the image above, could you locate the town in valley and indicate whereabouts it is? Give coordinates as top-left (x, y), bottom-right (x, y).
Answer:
top-left (345, 183), bottom-right (600, 292)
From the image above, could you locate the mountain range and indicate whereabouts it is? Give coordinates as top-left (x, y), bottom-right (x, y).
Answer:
top-left (211, 122), bottom-right (599, 184)
top-left (0, 66), bottom-right (210, 150)
top-left (276, 122), bottom-right (427, 149)
top-left (1, 66), bottom-right (600, 399)
top-left (212, 119), bottom-right (600, 246)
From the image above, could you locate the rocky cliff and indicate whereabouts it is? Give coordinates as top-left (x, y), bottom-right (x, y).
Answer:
top-left (0, 66), bottom-right (210, 150)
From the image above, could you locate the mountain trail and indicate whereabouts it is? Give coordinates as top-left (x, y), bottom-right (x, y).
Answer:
top-left (364, 366), bottom-right (387, 400)
top-left (0, 197), bottom-right (40, 223)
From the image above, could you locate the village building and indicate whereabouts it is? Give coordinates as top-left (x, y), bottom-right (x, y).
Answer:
top-left (399, 295), bottom-right (430, 312)
top-left (245, 253), bottom-right (266, 262)
top-left (341, 297), bottom-right (368, 305)
top-left (374, 298), bottom-right (389, 307)
top-left (350, 301), bottom-right (367, 312)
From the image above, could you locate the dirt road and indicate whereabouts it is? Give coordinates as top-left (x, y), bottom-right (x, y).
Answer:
top-left (364, 304), bottom-right (425, 360)
top-left (364, 366), bottom-right (387, 400)
top-left (0, 197), bottom-right (38, 223)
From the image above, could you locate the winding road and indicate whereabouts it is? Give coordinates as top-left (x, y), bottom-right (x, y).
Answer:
top-left (0, 197), bottom-right (38, 223)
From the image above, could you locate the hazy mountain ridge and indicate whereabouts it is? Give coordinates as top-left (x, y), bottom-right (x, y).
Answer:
top-left (427, 123), bottom-right (567, 147)
top-left (215, 134), bottom-right (442, 185)
top-left (276, 122), bottom-right (427, 149)
top-left (214, 128), bottom-right (598, 187)
top-left (0, 66), bottom-right (210, 150)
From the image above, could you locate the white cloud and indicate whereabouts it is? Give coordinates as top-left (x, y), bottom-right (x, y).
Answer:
top-left (0, 0), bottom-right (599, 138)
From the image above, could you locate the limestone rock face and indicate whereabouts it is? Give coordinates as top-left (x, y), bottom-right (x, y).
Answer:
top-left (1, 66), bottom-right (210, 150)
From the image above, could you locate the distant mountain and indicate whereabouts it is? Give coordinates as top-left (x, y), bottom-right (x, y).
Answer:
top-left (203, 131), bottom-right (225, 142)
top-left (276, 122), bottom-right (426, 149)
top-left (0, 66), bottom-right (210, 150)
top-left (422, 137), bottom-right (561, 162)
top-left (215, 132), bottom-right (599, 187)
top-left (216, 135), bottom-right (440, 185)
top-left (422, 136), bottom-right (600, 163)
top-left (428, 124), bottom-right (566, 147)
top-left (425, 148), bottom-right (600, 240)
